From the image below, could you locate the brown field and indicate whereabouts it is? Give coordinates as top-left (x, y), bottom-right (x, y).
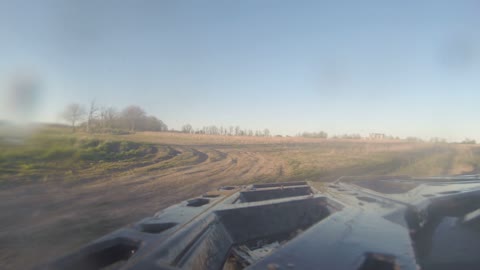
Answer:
top-left (2, 129), bottom-right (480, 269)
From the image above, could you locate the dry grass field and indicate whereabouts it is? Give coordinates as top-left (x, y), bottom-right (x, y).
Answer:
top-left (2, 126), bottom-right (480, 269)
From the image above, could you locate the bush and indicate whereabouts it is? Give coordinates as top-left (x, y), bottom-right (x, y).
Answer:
top-left (79, 139), bottom-right (100, 148)
top-left (42, 147), bottom-right (76, 160)
top-left (120, 141), bottom-right (139, 151)
top-left (98, 141), bottom-right (121, 153)
top-left (78, 148), bottom-right (103, 161)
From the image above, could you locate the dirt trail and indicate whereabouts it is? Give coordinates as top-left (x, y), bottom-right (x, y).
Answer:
top-left (0, 144), bottom-right (288, 270)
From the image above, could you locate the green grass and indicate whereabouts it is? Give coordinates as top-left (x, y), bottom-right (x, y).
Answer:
top-left (0, 130), bottom-right (157, 182)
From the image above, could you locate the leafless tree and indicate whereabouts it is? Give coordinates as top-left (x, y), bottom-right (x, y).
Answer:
top-left (210, 125), bottom-right (219, 135)
top-left (86, 100), bottom-right (99, 133)
top-left (121, 105), bottom-right (146, 131)
top-left (62, 103), bottom-right (86, 132)
top-left (182, 124), bottom-right (193, 133)
top-left (100, 106), bottom-right (117, 129)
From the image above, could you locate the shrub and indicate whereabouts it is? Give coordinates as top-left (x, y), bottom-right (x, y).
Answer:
top-left (42, 147), bottom-right (76, 160)
top-left (80, 139), bottom-right (101, 148)
top-left (120, 141), bottom-right (139, 151)
top-left (98, 141), bottom-right (121, 153)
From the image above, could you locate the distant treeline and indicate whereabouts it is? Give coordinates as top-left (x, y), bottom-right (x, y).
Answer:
top-left (59, 102), bottom-right (476, 144)
top-left (299, 131), bottom-right (328, 138)
top-left (61, 102), bottom-right (167, 133)
top-left (179, 124), bottom-right (271, 137)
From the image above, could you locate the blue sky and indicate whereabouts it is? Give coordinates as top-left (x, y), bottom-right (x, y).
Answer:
top-left (1, 0), bottom-right (480, 140)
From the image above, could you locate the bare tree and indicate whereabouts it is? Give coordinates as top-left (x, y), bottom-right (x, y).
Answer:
top-left (263, 128), bottom-right (271, 137)
top-left (86, 100), bottom-right (99, 133)
top-left (209, 125), bottom-right (219, 135)
top-left (182, 124), bottom-right (193, 133)
top-left (121, 105), bottom-right (146, 131)
top-left (62, 103), bottom-right (86, 132)
top-left (100, 106), bottom-right (117, 129)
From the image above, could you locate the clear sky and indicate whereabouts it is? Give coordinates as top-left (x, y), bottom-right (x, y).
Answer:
top-left (1, 0), bottom-right (480, 140)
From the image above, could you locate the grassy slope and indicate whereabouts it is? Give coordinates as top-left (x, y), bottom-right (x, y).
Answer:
top-left (0, 128), bottom-right (162, 183)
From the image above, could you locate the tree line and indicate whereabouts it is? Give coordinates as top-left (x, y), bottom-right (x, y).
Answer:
top-left (60, 102), bottom-right (323, 138)
top-left (298, 131), bottom-right (328, 138)
top-left (61, 102), bottom-right (167, 133)
top-left (180, 124), bottom-right (271, 137)
top-left (61, 102), bottom-right (475, 144)
top-left (61, 102), bottom-right (276, 137)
